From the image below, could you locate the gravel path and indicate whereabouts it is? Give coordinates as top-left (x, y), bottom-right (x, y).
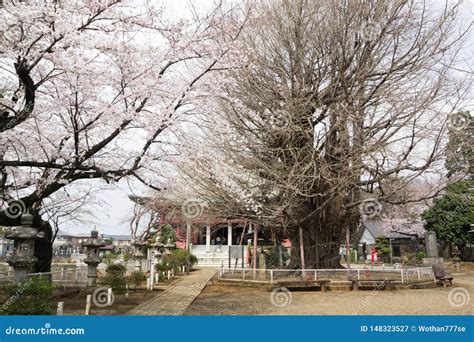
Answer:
top-left (185, 268), bottom-right (474, 315)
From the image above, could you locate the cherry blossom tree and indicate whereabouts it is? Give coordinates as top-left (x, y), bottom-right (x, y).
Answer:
top-left (0, 0), bottom-right (247, 272)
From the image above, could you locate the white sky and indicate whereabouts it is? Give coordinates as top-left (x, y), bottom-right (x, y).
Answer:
top-left (63, 0), bottom-right (474, 236)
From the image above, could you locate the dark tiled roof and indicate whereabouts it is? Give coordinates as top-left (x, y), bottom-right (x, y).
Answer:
top-left (362, 219), bottom-right (424, 239)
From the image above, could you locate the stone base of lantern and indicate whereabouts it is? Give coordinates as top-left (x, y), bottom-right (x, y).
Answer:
top-left (134, 259), bottom-right (142, 272)
top-left (86, 264), bottom-right (99, 287)
top-left (12, 268), bottom-right (31, 284)
top-left (6, 255), bottom-right (37, 284)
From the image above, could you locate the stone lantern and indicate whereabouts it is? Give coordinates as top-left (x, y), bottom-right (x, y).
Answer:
top-left (152, 240), bottom-right (164, 264)
top-left (452, 245), bottom-right (461, 271)
top-left (131, 239), bottom-right (147, 272)
top-left (146, 239), bottom-right (163, 290)
top-left (5, 213), bottom-right (44, 284)
top-left (163, 238), bottom-right (175, 257)
top-left (83, 230), bottom-right (106, 287)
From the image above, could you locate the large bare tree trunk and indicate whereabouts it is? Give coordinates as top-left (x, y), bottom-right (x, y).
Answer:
top-left (290, 223), bottom-right (342, 269)
top-left (288, 194), bottom-right (360, 269)
top-left (33, 213), bottom-right (53, 273)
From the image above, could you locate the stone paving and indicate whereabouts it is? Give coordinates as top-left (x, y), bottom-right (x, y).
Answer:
top-left (129, 268), bottom-right (217, 315)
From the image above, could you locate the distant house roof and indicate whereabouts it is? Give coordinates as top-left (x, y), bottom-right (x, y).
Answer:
top-left (101, 234), bottom-right (132, 241)
top-left (358, 218), bottom-right (425, 243)
top-left (56, 230), bottom-right (132, 241)
top-left (100, 244), bottom-right (115, 250)
top-left (56, 230), bottom-right (90, 238)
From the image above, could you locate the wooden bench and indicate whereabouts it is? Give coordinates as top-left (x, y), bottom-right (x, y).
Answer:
top-left (276, 280), bottom-right (330, 291)
top-left (432, 264), bottom-right (453, 287)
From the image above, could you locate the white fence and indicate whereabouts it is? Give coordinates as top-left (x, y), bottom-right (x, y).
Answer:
top-left (0, 266), bottom-right (89, 289)
top-left (218, 267), bottom-right (436, 284)
top-left (28, 267), bottom-right (89, 288)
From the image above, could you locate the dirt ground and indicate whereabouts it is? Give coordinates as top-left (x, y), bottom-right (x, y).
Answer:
top-left (185, 264), bottom-right (474, 315)
top-left (54, 289), bottom-right (157, 315)
top-left (52, 276), bottom-right (179, 315)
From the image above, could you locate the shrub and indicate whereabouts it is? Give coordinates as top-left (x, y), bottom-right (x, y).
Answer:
top-left (169, 249), bottom-right (198, 269)
top-left (128, 271), bottom-right (146, 288)
top-left (189, 253), bottom-right (198, 266)
top-left (349, 249), bottom-right (359, 262)
top-left (155, 249), bottom-right (198, 273)
top-left (153, 263), bottom-right (169, 282)
top-left (0, 276), bottom-right (53, 315)
top-left (147, 224), bottom-right (178, 247)
top-left (106, 264), bottom-right (126, 274)
top-left (102, 264), bottom-right (127, 294)
top-left (416, 251), bottom-right (427, 261)
top-left (266, 246), bottom-right (290, 268)
top-left (158, 224), bottom-right (177, 244)
top-left (375, 236), bottom-right (390, 255)
top-left (155, 262), bottom-right (172, 273)
top-left (102, 253), bottom-right (119, 266)
top-left (122, 252), bottom-right (133, 263)
top-left (403, 252), bottom-right (425, 265)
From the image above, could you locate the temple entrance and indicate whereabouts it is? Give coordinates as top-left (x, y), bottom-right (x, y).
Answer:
top-left (195, 224), bottom-right (247, 246)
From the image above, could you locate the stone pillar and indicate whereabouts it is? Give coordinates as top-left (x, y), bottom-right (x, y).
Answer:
top-left (86, 264), bottom-right (98, 287)
top-left (206, 224), bottom-right (211, 253)
top-left (423, 231), bottom-right (443, 265)
top-left (5, 213), bottom-right (44, 284)
top-left (425, 231), bottom-right (439, 258)
top-left (83, 230), bottom-right (105, 287)
top-left (227, 221), bottom-right (232, 246)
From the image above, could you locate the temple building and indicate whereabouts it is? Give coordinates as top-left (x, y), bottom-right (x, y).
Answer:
top-left (166, 216), bottom-right (252, 267)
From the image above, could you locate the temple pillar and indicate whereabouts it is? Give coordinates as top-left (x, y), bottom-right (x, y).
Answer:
top-left (185, 222), bottom-right (191, 250)
top-left (227, 221), bottom-right (232, 246)
top-left (206, 224), bottom-right (211, 253)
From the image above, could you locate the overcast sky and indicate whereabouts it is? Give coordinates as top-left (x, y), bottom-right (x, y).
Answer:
top-left (63, 0), bottom-right (474, 236)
